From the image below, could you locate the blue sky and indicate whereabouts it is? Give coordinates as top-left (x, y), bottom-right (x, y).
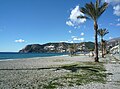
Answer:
top-left (0, 0), bottom-right (120, 52)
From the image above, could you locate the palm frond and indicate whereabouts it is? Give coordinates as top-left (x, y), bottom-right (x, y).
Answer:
top-left (95, 0), bottom-right (100, 19)
top-left (77, 16), bottom-right (89, 19)
top-left (97, 28), bottom-right (109, 38)
top-left (80, 7), bottom-right (93, 18)
top-left (78, 0), bottom-right (108, 22)
top-left (98, 2), bottom-right (108, 18)
top-left (85, 3), bottom-right (96, 20)
top-left (95, 0), bottom-right (99, 9)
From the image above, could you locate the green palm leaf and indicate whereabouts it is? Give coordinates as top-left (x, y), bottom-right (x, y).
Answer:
top-left (97, 29), bottom-right (109, 38)
top-left (78, 0), bottom-right (108, 21)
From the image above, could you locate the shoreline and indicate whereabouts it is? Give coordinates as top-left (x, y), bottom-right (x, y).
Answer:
top-left (0, 53), bottom-right (89, 62)
top-left (0, 54), bottom-right (69, 61)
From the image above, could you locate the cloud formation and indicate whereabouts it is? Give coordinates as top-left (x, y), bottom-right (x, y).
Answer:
top-left (66, 6), bottom-right (86, 27)
top-left (113, 4), bottom-right (120, 16)
top-left (81, 32), bottom-right (84, 36)
top-left (70, 41), bottom-right (74, 43)
top-left (116, 23), bottom-right (120, 26)
top-left (69, 30), bottom-right (72, 33)
top-left (70, 6), bottom-right (86, 24)
top-left (72, 36), bottom-right (84, 41)
top-left (71, 36), bottom-right (76, 38)
top-left (117, 18), bottom-right (120, 21)
top-left (60, 41), bottom-right (68, 43)
top-left (109, 37), bottom-right (112, 39)
top-left (73, 37), bottom-right (81, 41)
top-left (15, 39), bottom-right (25, 43)
top-left (80, 38), bottom-right (84, 41)
top-left (103, 0), bottom-right (120, 16)
top-left (66, 21), bottom-right (74, 26)
top-left (104, 0), bottom-right (120, 4)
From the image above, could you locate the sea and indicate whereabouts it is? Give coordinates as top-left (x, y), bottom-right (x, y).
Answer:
top-left (0, 52), bottom-right (67, 60)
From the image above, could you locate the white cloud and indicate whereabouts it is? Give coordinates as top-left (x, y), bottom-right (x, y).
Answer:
top-left (66, 21), bottom-right (74, 26)
top-left (70, 41), bottom-right (74, 43)
top-left (60, 41), bottom-right (68, 43)
top-left (104, 0), bottom-right (120, 4)
top-left (71, 36), bottom-right (76, 38)
top-left (116, 23), bottom-right (120, 26)
top-left (15, 39), bottom-right (25, 43)
top-left (73, 37), bottom-right (84, 41)
top-left (103, 0), bottom-right (120, 16)
top-left (74, 27), bottom-right (77, 29)
top-left (69, 30), bottom-right (72, 33)
top-left (117, 18), bottom-right (120, 21)
top-left (113, 4), bottom-right (120, 16)
top-left (109, 37), bottom-right (112, 39)
top-left (116, 18), bottom-right (120, 21)
top-left (73, 37), bottom-right (81, 41)
top-left (66, 6), bottom-right (86, 27)
top-left (70, 6), bottom-right (86, 24)
top-left (81, 32), bottom-right (84, 36)
top-left (80, 38), bottom-right (84, 41)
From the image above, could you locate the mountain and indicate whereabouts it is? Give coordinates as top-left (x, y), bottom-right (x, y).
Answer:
top-left (19, 42), bottom-right (95, 53)
top-left (107, 37), bottom-right (120, 49)
top-left (106, 37), bottom-right (120, 53)
top-left (107, 37), bottom-right (120, 43)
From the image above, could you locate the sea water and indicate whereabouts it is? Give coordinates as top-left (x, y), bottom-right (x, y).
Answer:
top-left (0, 52), bottom-right (67, 60)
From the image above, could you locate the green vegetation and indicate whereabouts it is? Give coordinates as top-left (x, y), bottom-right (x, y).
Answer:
top-left (84, 42), bottom-right (95, 51)
top-left (42, 62), bottom-right (108, 89)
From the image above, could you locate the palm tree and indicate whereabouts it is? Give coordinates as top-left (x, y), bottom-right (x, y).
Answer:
top-left (77, 0), bottom-right (108, 62)
top-left (102, 40), bottom-right (107, 55)
top-left (98, 29), bottom-right (109, 57)
top-left (69, 44), bottom-right (78, 56)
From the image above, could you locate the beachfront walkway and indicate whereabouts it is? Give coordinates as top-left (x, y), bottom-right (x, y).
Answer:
top-left (102, 54), bottom-right (120, 89)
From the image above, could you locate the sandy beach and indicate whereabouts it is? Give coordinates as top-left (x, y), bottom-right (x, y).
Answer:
top-left (0, 55), bottom-right (94, 69)
top-left (0, 55), bottom-right (120, 89)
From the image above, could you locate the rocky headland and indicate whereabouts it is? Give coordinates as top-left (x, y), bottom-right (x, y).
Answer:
top-left (19, 42), bottom-right (95, 53)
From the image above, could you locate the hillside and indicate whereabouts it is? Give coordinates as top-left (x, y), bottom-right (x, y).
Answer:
top-left (19, 42), bottom-right (95, 53)
top-left (107, 37), bottom-right (120, 48)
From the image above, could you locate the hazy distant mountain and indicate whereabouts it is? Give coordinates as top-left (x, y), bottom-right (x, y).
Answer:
top-left (19, 42), bottom-right (95, 53)
top-left (107, 37), bottom-right (120, 49)
top-left (107, 37), bottom-right (120, 42)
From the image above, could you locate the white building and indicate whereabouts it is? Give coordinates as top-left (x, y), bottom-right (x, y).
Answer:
top-left (44, 45), bottom-right (55, 51)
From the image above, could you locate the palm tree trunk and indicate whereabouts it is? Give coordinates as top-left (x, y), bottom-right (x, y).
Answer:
top-left (101, 39), bottom-right (104, 57)
top-left (103, 41), bottom-right (106, 55)
top-left (94, 21), bottom-right (99, 62)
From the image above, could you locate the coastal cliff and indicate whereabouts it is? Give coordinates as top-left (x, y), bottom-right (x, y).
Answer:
top-left (19, 42), bottom-right (95, 53)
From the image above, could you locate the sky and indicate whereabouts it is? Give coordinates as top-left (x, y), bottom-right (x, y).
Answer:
top-left (0, 0), bottom-right (120, 52)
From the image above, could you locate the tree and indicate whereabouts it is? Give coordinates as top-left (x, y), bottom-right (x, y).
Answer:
top-left (97, 29), bottom-right (109, 57)
top-left (69, 44), bottom-right (78, 56)
top-left (102, 40), bottom-right (107, 55)
top-left (77, 0), bottom-right (108, 62)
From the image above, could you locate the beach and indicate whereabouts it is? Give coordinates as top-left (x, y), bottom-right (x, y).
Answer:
top-left (0, 55), bottom-right (120, 89)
